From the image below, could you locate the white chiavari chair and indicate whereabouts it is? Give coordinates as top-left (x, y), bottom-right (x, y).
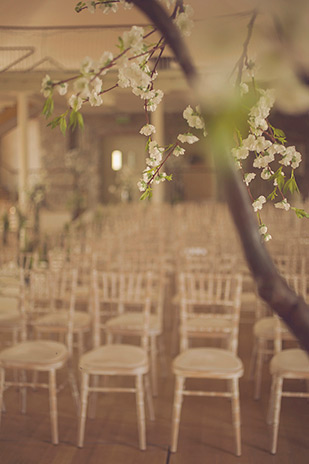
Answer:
top-left (0, 268), bottom-right (79, 444)
top-left (267, 313), bottom-right (309, 454)
top-left (250, 274), bottom-right (304, 400)
top-left (170, 272), bottom-right (244, 456)
top-left (77, 270), bottom-right (155, 450)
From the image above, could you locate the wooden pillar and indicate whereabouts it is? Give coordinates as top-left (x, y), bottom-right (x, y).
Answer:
top-left (151, 101), bottom-right (165, 204)
top-left (17, 92), bottom-right (28, 213)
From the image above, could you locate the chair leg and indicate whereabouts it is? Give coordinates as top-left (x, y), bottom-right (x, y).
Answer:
top-left (248, 339), bottom-right (257, 380)
top-left (170, 375), bottom-right (185, 453)
top-left (88, 375), bottom-right (99, 419)
top-left (144, 373), bottom-right (155, 421)
top-left (150, 335), bottom-right (158, 397)
top-left (67, 362), bottom-right (80, 415)
top-left (0, 367), bottom-right (5, 425)
top-left (158, 336), bottom-right (168, 378)
top-left (77, 372), bottom-right (89, 448)
top-left (267, 375), bottom-right (276, 425)
top-left (20, 370), bottom-right (27, 414)
top-left (77, 331), bottom-right (84, 357)
top-left (254, 338), bottom-right (265, 400)
top-left (231, 377), bottom-right (242, 456)
top-left (48, 369), bottom-right (59, 445)
top-left (135, 374), bottom-right (146, 451)
top-left (270, 376), bottom-right (283, 455)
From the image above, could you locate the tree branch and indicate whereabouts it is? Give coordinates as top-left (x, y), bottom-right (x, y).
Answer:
top-left (131, 0), bottom-right (309, 352)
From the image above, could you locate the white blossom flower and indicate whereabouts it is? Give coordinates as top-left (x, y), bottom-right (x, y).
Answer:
top-left (118, 61), bottom-right (152, 90)
top-left (96, 51), bottom-right (113, 73)
top-left (183, 105), bottom-right (205, 130)
top-left (69, 94), bottom-right (83, 112)
top-left (232, 146), bottom-right (249, 160)
top-left (174, 4), bottom-right (194, 37)
top-left (89, 92), bottom-right (103, 107)
top-left (255, 136), bottom-right (272, 153)
top-left (177, 133), bottom-right (199, 144)
top-left (146, 89), bottom-right (164, 111)
top-left (148, 141), bottom-right (164, 163)
top-left (80, 56), bottom-right (93, 75)
top-left (243, 134), bottom-right (257, 151)
top-left (267, 143), bottom-right (286, 156)
top-left (122, 26), bottom-right (145, 54)
top-left (274, 199), bottom-right (290, 211)
top-left (55, 82), bottom-right (68, 96)
top-left (137, 182), bottom-right (145, 192)
top-left (41, 74), bottom-right (53, 97)
top-left (244, 173), bottom-right (256, 186)
top-left (264, 233), bottom-right (272, 242)
top-left (259, 224), bottom-right (268, 235)
top-left (120, 0), bottom-right (133, 9)
top-left (173, 146), bottom-right (185, 157)
top-left (291, 150), bottom-right (302, 169)
top-left (86, 1), bottom-right (96, 13)
top-left (253, 152), bottom-right (274, 169)
top-left (252, 195), bottom-right (266, 212)
top-left (92, 77), bottom-right (102, 94)
top-left (140, 124), bottom-right (156, 136)
top-left (74, 77), bottom-right (91, 98)
top-left (240, 82), bottom-right (249, 96)
top-left (99, 2), bottom-right (118, 13)
top-left (261, 168), bottom-right (272, 180)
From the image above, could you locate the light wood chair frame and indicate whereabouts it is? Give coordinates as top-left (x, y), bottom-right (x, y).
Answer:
top-left (170, 272), bottom-right (244, 456)
top-left (77, 270), bottom-right (155, 450)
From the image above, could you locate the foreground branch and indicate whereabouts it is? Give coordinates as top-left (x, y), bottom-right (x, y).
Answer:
top-left (132, 0), bottom-right (309, 351)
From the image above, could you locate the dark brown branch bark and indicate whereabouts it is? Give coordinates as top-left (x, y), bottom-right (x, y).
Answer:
top-left (131, 0), bottom-right (309, 352)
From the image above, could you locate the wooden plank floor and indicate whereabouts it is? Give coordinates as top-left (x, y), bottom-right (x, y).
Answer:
top-left (0, 286), bottom-right (308, 464)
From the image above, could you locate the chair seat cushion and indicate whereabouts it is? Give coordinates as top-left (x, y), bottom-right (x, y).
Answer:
top-left (33, 310), bottom-right (91, 330)
top-left (79, 344), bottom-right (148, 374)
top-left (0, 309), bottom-right (21, 326)
top-left (253, 317), bottom-right (290, 338)
top-left (105, 312), bottom-right (161, 334)
top-left (270, 348), bottom-right (309, 376)
top-left (181, 317), bottom-right (232, 333)
top-left (0, 340), bottom-right (69, 369)
top-left (173, 347), bottom-right (243, 378)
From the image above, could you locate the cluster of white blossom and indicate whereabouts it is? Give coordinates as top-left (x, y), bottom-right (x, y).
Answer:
top-left (137, 105), bottom-right (204, 194)
top-left (41, 23), bottom-right (166, 114)
top-left (85, 1), bottom-right (132, 14)
top-left (173, 4), bottom-right (194, 37)
top-left (259, 224), bottom-right (272, 242)
top-left (231, 87), bottom-right (302, 224)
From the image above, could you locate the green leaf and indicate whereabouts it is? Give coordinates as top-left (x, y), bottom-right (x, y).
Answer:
top-left (291, 207), bottom-right (309, 219)
top-left (283, 170), bottom-right (299, 195)
top-left (42, 96), bottom-right (54, 118)
top-left (76, 111), bottom-right (84, 130)
top-left (269, 124), bottom-right (287, 144)
top-left (75, 2), bottom-right (85, 13)
top-left (117, 36), bottom-right (124, 52)
top-left (69, 110), bottom-right (78, 130)
top-left (267, 188), bottom-right (278, 201)
top-left (140, 187), bottom-right (152, 201)
top-left (60, 116), bottom-right (67, 135)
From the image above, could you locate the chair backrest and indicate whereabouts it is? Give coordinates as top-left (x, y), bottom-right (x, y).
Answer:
top-left (28, 266), bottom-right (78, 354)
top-left (0, 267), bottom-right (27, 341)
top-left (29, 268), bottom-right (55, 319)
top-left (92, 270), bottom-right (153, 349)
top-left (178, 272), bottom-right (243, 353)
